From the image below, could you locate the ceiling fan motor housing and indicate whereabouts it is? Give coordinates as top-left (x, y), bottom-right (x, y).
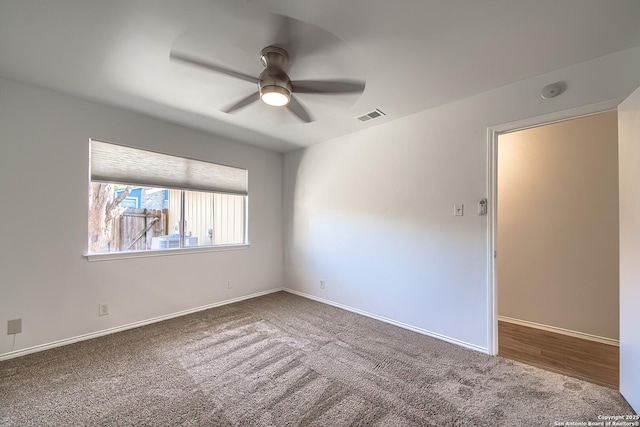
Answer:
top-left (258, 46), bottom-right (292, 100)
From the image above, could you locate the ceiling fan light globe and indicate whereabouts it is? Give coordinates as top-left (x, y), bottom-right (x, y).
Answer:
top-left (262, 92), bottom-right (289, 106)
top-left (260, 86), bottom-right (290, 107)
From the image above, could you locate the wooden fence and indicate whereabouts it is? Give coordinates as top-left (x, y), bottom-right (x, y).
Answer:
top-left (112, 208), bottom-right (169, 251)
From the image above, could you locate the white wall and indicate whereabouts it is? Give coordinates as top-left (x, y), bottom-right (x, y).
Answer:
top-left (0, 79), bottom-right (283, 357)
top-left (283, 46), bottom-right (640, 350)
top-left (498, 112), bottom-right (619, 340)
top-left (618, 87), bottom-right (640, 413)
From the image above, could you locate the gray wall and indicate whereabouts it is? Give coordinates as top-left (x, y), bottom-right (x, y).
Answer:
top-left (3, 45), bottom-right (640, 358)
top-left (283, 46), bottom-right (640, 351)
top-left (0, 78), bottom-right (283, 357)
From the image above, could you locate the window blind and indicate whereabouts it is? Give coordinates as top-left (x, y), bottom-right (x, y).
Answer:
top-left (90, 140), bottom-right (248, 195)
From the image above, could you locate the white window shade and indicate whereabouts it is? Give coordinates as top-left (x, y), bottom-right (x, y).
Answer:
top-left (90, 140), bottom-right (247, 195)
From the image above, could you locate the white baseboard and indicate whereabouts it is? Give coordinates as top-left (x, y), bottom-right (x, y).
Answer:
top-left (284, 288), bottom-right (488, 354)
top-left (0, 288), bottom-right (284, 361)
top-left (498, 315), bottom-right (619, 347)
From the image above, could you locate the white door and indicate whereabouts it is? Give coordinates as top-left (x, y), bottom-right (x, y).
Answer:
top-left (618, 86), bottom-right (640, 413)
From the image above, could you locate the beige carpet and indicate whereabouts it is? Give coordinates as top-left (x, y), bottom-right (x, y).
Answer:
top-left (0, 291), bottom-right (635, 426)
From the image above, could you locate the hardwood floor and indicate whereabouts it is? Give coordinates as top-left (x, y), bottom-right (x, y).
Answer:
top-left (498, 320), bottom-right (619, 389)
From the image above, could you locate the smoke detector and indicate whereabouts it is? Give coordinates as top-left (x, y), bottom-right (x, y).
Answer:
top-left (541, 82), bottom-right (566, 99)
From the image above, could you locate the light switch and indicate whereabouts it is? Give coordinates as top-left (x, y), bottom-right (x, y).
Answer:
top-left (454, 204), bottom-right (464, 216)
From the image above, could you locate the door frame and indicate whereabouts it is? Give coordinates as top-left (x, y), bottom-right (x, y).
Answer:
top-left (486, 98), bottom-right (623, 356)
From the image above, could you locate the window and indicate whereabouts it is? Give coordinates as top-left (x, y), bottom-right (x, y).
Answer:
top-left (88, 140), bottom-right (247, 255)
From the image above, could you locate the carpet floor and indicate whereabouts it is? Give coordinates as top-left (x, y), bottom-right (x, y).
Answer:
top-left (0, 291), bottom-right (635, 426)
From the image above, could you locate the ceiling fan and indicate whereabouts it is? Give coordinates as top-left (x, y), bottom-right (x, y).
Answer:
top-left (169, 15), bottom-right (366, 123)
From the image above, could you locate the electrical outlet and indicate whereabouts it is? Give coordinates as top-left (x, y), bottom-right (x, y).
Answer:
top-left (98, 303), bottom-right (110, 316)
top-left (320, 280), bottom-right (325, 289)
top-left (228, 280), bottom-right (233, 289)
top-left (7, 319), bottom-right (22, 335)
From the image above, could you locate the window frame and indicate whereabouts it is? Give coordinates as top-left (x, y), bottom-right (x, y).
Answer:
top-left (85, 241), bottom-right (250, 262)
top-left (85, 140), bottom-right (250, 261)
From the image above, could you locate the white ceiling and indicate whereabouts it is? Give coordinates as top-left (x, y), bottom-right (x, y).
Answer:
top-left (2, 0), bottom-right (640, 153)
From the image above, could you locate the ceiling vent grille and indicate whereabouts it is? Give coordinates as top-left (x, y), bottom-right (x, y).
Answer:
top-left (356, 108), bottom-right (386, 122)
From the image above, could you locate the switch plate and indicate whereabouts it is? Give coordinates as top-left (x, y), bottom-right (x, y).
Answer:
top-left (320, 280), bottom-right (325, 289)
top-left (454, 204), bottom-right (464, 216)
top-left (7, 319), bottom-right (22, 335)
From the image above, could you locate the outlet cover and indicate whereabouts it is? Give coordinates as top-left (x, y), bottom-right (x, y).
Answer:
top-left (99, 303), bottom-right (110, 316)
top-left (7, 318), bottom-right (22, 335)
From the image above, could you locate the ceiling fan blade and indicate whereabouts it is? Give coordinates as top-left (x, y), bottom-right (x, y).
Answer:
top-left (170, 51), bottom-right (258, 84)
top-left (222, 92), bottom-right (261, 114)
top-left (287, 95), bottom-right (314, 123)
top-left (271, 14), bottom-right (292, 48)
top-left (291, 79), bottom-right (366, 95)
top-left (269, 14), bottom-right (340, 69)
top-left (270, 14), bottom-right (295, 63)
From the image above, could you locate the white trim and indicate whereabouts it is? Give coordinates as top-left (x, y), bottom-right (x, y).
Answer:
top-left (284, 288), bottom-right (488, 354)
top-left (487, 98), bottom-right (624, 357)
top-left (487, 126), bottom-right (498, 356)
top-left (0, 287), bottom-right (283, 361)
top-left (85, 243), bottom-right (250, 262)
top-left (498, 316), bottom-right (619, 347)
top-left (490, 98), bottom-right (623, 134)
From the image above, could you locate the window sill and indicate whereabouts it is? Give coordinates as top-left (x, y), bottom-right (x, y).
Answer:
top-left (85, 244), bottom-right (250, 262)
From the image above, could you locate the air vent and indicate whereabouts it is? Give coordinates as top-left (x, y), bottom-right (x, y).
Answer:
top-left (356, 109), bottom-right (386, 122)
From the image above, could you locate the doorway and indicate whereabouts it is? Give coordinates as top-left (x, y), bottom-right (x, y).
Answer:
top-left (490, 110), bottom-right (620, 388)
